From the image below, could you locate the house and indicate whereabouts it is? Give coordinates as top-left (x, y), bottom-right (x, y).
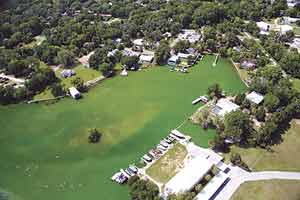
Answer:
top-left (178, 29), bottom-right (201, 43)
top-left (211, 98), bottom-right (240, 118)
top-left (69, 87), bottom-right (81, 99)
top-left (279, 17), bottom-right (300, 25)
top-left (246, 91), bottom-right (264, 105)
top-left (240, 60), bottom-right (256, 70)
top-left (139, 54), bottom-right (154, 64)
top-left (122, 49), bottom-right (141, 57)
top-left (164, 156), bottom-right (213, 195)
top-left (277, 24), bottom-right (294, 34)
top-left (61, 69), bottom-right (76, 78)
top-left (167, 55), bottom-right (180, 66)
top-left (107, 49), bottom-right (119, 57)
top-left (256, 21), bottom-right (270, 35)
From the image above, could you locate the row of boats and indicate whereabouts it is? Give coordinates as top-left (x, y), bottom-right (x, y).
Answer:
top-left (111, 130), bottom-right (187, 184)
top-left (142, 130), bottom-right (187, 164)
top-left (111, 165), bottom-right (139, 184)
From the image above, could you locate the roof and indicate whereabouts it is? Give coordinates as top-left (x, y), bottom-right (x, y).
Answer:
top-left (212, 98), bottom-right (240, 117)
top-left (256, 21), bottom-right (270, 31)
top-left (178, 53), bottom-right (192, 59)
top-left (78, 51), bottom-right (95, 67)
top-left (139, 54), bottom-right (154, 62)
top-left (133, 38), bottom-right (144, 46)
top-left (194, 172), bottom-right (229, 200)
top-left (164, 156), bottom-right (213, 195)
top-left (168, 55), bottom-right (179, 62)
top-left (246, 91), bottom-right (264, 104)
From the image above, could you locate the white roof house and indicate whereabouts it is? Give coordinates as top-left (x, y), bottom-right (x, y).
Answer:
top-left (168, 55), bottom-right (180, 66)
top-left (278, 25), bottom-right (293, 34)
top-left (69, 87), bottom-right (81, 99)
top-left (178, 29), bottom-right (201, 43)
top-left (164, 156), bottom-right (213, 195)
top-left (178, 52), bottom-right (192, 59)
top-left (212, 98), bottom-right (240, 118)
top-left (290, 38), bottom-right (300, 53)
top-left (139, 54), bottom-right (154, 63)
top-left (194, 172), bottom-right (229, 200)
top-left (246, 91), bottom-right (264, 105)
top-left (257, 21), bottom-right (270, 31)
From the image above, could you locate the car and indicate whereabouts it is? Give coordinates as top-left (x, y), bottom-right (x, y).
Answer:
top-left (157, 144), bottom-right (167, 151)
top-left (160, 141), bottom-right (169, 148)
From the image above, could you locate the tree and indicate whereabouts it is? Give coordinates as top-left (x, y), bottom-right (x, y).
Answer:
top-left (234, 93), bottom-right (245, 105)
top-left (256, 121), bottom-right (278, 147)
top-left (168, 192), bottom-right (195, 200)
top-left (88, 128), bottom-right (102, 143)
top-left (224, 110), bottom-right (253, 144)
top-left (264, 93), bottom-right (280, 112)
top-left (57, 50), bottom-right (76, 68)
top-left (255, 106), bottom-right (266, 122)
top-left (71, 77), bottom-right (85, 92)
top-left (173, 40), bottom-right (189, 54)
top-left (128, 176), bottom-right (159, 200)
top-left (50, 83), bottom-right (65, 97)
top-left (230, 152), bottom-right (250, 171)
top-left (99, 62), bottom-right (114, 77)
top-left (121, 56), bottom-right (139, 70)
top-left (280, 52), bottom-right (300, 78)
top-left (207, 83), bottom-right (223, 99)
top-left (155, 42), bottom-right (170, 65)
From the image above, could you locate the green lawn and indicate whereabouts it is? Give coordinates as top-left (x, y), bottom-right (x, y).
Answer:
top-left (146, 143), bottom-right (187, 184)
top-left (0, 55), bottom-right (246, 200)
top-left (56, 65), bottom-right (102, 88)
top-left (224, 119), bottom-right (300, 172)
top-left (231, 180), bottom-right (300, 200)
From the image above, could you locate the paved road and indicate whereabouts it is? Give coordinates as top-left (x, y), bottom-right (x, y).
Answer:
top-left (214, 166), bottom-right (300, 200)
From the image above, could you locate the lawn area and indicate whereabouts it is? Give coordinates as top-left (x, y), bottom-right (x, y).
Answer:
top-left (146, 143), bottom-right (187, 184)
top-left (0, 55), bottom-right (246, 200)
top-left (231, 180), bottom-right (300, 200)
top-left (55, 65), bottom-right (102, 88)
top-left (224, 119), bottom-right (300, 171)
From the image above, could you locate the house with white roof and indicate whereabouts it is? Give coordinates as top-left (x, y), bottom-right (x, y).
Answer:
top-left (246, 91), bottom-right (264, 105)
top-left (211, 98), bottom-right (240, 118)
top-left (256, 21), bottom-right (270, 35)
top-left (139, 54), bottom-right (154, 64)
top-left (164, 156), bottom-right (213, 195)
top-left (168, 55), bottom-right (180, 66)
top-left (178, 29), bottom-right (201, 43)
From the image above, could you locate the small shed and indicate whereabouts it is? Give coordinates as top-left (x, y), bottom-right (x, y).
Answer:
top-left (69, 87), bottom-right (81, 99)
top-left (139, 54), bottom-right (154, 64)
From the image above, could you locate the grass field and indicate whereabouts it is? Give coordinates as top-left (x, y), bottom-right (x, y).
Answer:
top-left (231, 180), bottom-right (300, 200)
top-left (146, 143), bottom-right (187, 184)
top-left (55, 65), bottom-right (102, 88)
top-left (224, 119), bottom-right (300, 171)
top-left (0, 55), bottom-right (246, 200)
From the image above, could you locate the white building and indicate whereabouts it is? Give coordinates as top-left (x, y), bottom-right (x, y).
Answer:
top-left (164, 156), bottom-right (213, 195)
top-left (212, 98), bottom-right (240, 118)
top-left (139, 54), bottom-right (154, 64)
top-left (246, 91), bottom-right (264, 105)
top-left (168, 55), bottom-right (180, 66)
top-left (178, 29), bottom-right (201, 43)
top-left (256, 21), bottom-right (270, 35)
top-left (78, 51), bottom-right (95, 68)
top-left (194, 171), bottom-right (230, 200)
top-left (69, 87), bottom-right (81, 99)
